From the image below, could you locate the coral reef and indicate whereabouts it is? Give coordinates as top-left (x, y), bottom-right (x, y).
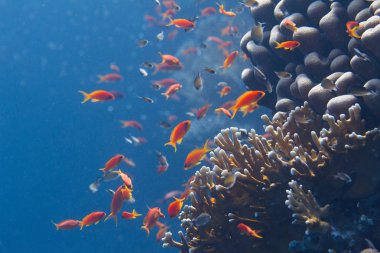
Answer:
top-left (163, 0), bottom-right (380, 252)
top-left (163, 101), bottom-right (380, 252)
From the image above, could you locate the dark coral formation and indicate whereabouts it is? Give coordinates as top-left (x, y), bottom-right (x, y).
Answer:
top-left (163, 0), bottom-right (380, 252)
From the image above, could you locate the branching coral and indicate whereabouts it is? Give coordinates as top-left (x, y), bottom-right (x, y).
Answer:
top-left (286, 180), bottom-right (330, 234)
top-left (163, 102), bottom-right (380, 253)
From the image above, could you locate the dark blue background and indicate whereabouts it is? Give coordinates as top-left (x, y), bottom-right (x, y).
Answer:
top-left (0, 1), bottom-right (263, 252)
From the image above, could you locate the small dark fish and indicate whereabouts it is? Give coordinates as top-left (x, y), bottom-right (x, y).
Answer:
top-left (200, 42), bottom-right (207, 49)
top-left (137, 39), bottom-right (149, 48)
top-left (321, 78), bottom-right (336, 91)
top-left (139, 68), bottom-right (148, 77)
top-left (159, 121), bottom-right (171, 129)
top-left (234, 6), bottom-right (244, 13)
top-left (348, 85), bottom-right (372, 96)
top-left (156, 31), bottom-right (164, 41)
top-left (240, 0), bottom-right (258, 7)
top-left (333, 172), bottom-right (352, 183)
top-left (141, 62), bottom-right (154, 68)
top-left (353, 48), bottom-right (371, 62)
top-left (173, 4), bottom-right (181, 11)
top-left (151, 84), bottom-right (161, 90)
top-left (138, 96), bottom-right (154, 103)
top-left (204, 67), bottom-right (216, 74)
top-left (194, 72), bottom-right (204, 90)
top-left (251, 22), bottom-right (265, 45)
top-left (253, 66), bottom-right (272, 93)
top-left (274, 71), bottom-right (292, 79)
top-left (192, 213), bottom-right (211, 227)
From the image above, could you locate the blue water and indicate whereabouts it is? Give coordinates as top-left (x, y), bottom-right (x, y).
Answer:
top-left (0, 1), bottom-right (264, 252)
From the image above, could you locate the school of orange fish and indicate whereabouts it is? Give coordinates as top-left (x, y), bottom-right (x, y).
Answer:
top-left (53, 0), bottom-right (363, 244)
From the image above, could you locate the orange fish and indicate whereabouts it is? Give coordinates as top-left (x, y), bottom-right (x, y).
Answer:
top-left (201, 7), bottom-right (217, 16)
top-left (221, 100), bottom-right (236, 110)
top-left (230, 91), bottom-right (265, 119)
top-left (274, 40), bottom-right (300, 50)
top-left (346, 21), bottom-right (361, 39)
top-left (182, 47), bottom-right (199, 55)
top-left (218, 86), bottom-right (232, 97)
top-left (141, 207), bottom-right (165, 236)
top-left (218, 4), bottom-right (236, 17)
top-left (282, 19), bottom-right (297, 32)
top-left (120, 120), bottom-right (143, 130)
top-left (218, 41), bottom-right (233, 49)
top-left (161, 8), bottom-right (177, 20)
top-left (237, 223), bottom-right (263, 239)
top-left (115, 169), bottom-right (133, 190)
top-left (109, 63), bottom-right (120, 72)
top-left (215, 107), bottom-right (232, 118)
top-left (159, 52), bottom-right (180, 66)
top-left (184, 139), bottom-right (211, 170)
top-left (164, 120), bottom-right (191, 152)
top-left (166, 17), bottom-right (195, 30)
top-left (79, 211), bottom-right (106, 230)
top-left (222, 51), bottom-right (238, 69)
top-left (121, 209), bottom-right (142, 220)
top-left (78, 90), bottom-right (115, 104)
top-left (123, 157), bottom-right (136, 168)
top-left (155, 222), bottom-right (169, 241)
top-left (105, 185), bottom-right (127, 225)
top-left (97, 73), bottom-right (123, 83)
top-left (99, 154), bottom-right (124, 175)
top-left (152, 78), bottom-right (178, 88)
top-left (161, 83), bottom-right (182, 99)
top-left (208, 36), bottom-right (224, 44)
top-left (167, 30), bottom-right (178, 40)
top-left (153, 62), bottom-right (183, 75)
top-left (196, 104), bottom-right (212, 120)
top-left (53, 219), bottom-right (80, 230)
top-left (167, 197), bottom-right (185, 218)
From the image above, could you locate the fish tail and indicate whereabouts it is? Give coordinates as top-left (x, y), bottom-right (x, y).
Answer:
top-left (51, 221), bottom-right (59, 230)
top-left (165, 17), bottom-right (174, 27)
top-left (203, 139), bottom-right (211, 152)
top-left (141, 225), bottom-right (150, 236)
top-left (99, 168), bottom-right (107, 175)
top-left (161, 92), bottom-right (170, 100)
top-left (274, 41), bottom-right (281, 48)
top-left (231, 107), bottom-right (238, 119)
top-left (251, 230), bottom-right (263, 239)
top-left (78, 91), bottom-right (91, 104)
top-left (104, 213), bottom-right (118, 226)
top-left (152, 64), bottom-right (159, 75)
top-left (79, 221), bottom-right (84, 230)
top-left (164, 141), bottom-right (177, 152)
top-left (96, 75), bottom-right (104, 83)
top-left (132, 209), bottom-right (142, 217)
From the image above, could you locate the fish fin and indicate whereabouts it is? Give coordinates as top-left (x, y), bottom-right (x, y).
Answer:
top-left (177, 138), bottom-right (183, 144)
top-left (95, 221), bottom-right (100, 225)
top-left (141, 226), bottom-right (150, 236)
top-left (78, 91), bottom-right (91, 104)
top-left (164, 141), bottom-right (177, 152)
top-left (91, 99), bottom-right (100, 103)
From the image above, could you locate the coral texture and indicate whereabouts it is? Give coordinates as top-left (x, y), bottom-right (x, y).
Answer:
top-left (163, 0), bottom-right (380, 252)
